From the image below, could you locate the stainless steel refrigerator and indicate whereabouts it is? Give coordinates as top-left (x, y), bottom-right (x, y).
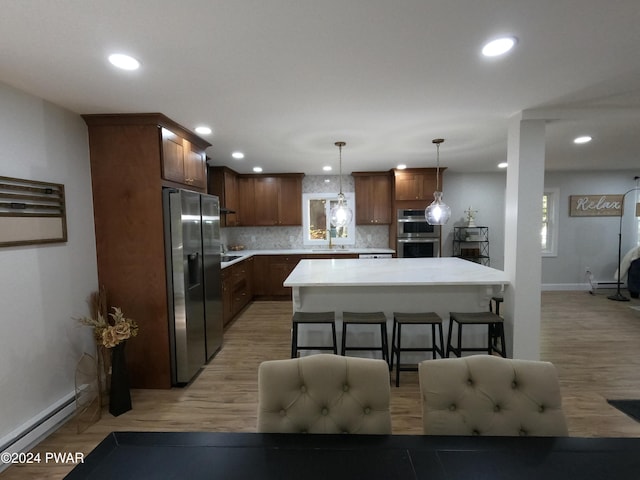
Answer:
top-left (163, 188), bottom-right (223, 386)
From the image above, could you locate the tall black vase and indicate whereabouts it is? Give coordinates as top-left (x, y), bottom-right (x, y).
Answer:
top-left (109, 342), bottom-right (132, 416)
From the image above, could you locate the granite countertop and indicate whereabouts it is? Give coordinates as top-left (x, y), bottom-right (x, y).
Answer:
top-left (220, 248), bottom-right (395, 268)
top-left (283, 257), bottom-right (509, 287)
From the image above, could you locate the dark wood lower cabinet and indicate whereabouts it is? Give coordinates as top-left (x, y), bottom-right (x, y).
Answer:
top-left (224, 254), bottom-right (358, 324)
top-left (251, 255), bottom-right (301, 299)
top-left (221, 257), bottom-right (253, 326)
top-left (266, 255), bottom-right (303, 297)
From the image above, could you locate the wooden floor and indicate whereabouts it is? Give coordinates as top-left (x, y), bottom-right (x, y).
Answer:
top-left (4, 290), bottom-right (640, 478)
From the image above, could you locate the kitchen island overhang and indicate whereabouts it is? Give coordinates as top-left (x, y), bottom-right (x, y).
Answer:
top-left (284, 257), bottom-right (511, 359)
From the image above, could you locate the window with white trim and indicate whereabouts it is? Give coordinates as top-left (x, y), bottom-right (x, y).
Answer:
top-left (542, 188), bottom-right (559, 256)
top-left (302, 192), bottom-right (356, 246)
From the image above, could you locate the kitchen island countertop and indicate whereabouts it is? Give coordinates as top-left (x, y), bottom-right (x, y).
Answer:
top-left (284, 257), bottom-right (509, 287)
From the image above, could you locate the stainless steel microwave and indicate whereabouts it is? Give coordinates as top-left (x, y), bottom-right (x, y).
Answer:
top-left (397, 209), bottom-right (441, 238)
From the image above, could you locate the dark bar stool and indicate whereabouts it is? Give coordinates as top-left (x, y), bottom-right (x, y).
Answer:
top-left (341, 312), bottom-right (389, 364)
top-left (489, 296), bottom-right (505, 352)
top-left (446, 311), bottom-right (507, 358)
top-left (390, 312), bottom-right (445, 387)
top-left (291, 311), bottom-right (337, 358)
top-left (489, 296), bottom-right (504, 316)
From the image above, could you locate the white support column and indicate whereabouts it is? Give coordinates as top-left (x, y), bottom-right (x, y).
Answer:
top-left (503, 114), bottom-right (546, 360)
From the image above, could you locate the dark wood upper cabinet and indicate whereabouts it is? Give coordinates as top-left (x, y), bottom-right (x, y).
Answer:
top-left (184, 140), bottom-right (207, 189)
top-left (353, 171), bottom-right (392, 224)
top-left (277, 176), bottom-right (303, 225)
top-left (236, 173), bottom-right (304, 226)
top-left (237, 176), bottom-right (256, 226)
top-left (161, 128), bottom-right (206, 190)
top-left (161, 128), bottom-right (185, 184)
top-left (208, 166), bottom-right (239, 227)
top-left (393, 168), bottom-right (444, 202)
top-left (253, 177), bottom-right (280, 225)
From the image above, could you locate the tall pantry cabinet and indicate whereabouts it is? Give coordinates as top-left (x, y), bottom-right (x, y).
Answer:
top-left (83, 113), bottom-right (211, 389)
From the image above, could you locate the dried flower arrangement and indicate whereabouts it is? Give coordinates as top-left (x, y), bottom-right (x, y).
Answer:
top-left (77, 288), bottom-right (139, 348)
top-left (79, 307), bottom-right (139, 348)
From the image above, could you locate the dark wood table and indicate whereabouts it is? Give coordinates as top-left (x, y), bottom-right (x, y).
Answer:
top-left (65, 431), bottom-right (640, 479)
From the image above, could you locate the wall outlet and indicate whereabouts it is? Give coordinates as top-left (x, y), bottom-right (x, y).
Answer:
top-left (289, 236), bottom-right (294, 243)
top-left (251, 235), bottom-right (256, 243)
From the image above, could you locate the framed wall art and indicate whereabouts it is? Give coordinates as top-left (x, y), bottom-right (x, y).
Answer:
top-left (569, 194), bottom-right (623, 217)
top-left (0, 175), bottom-right (67, 247)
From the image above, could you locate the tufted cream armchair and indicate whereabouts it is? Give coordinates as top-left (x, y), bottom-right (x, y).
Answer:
top-left (257, 354), bottom-right (392, 434)
top-left (418, 355), bottom-right (568, 436)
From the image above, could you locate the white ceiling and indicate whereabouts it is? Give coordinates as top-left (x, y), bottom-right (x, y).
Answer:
top-left (2, 0), bottom-right (640, 175)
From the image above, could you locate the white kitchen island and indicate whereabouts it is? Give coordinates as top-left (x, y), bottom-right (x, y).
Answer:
top-left (284, 257), bottom-right (510, 359)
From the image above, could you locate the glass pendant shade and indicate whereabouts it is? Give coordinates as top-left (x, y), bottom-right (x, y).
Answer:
top-left (425, 191), bottom-right (451, 225)
top-left (330, 141), bottom-right (353, 228)
top-left (330, 193), bottom-right (353, 227)
top-left (424, 137), bottom-right (451, 225)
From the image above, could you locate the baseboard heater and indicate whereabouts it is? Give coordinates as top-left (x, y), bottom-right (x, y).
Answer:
top-left (0, 392), bottom-right (76, 472)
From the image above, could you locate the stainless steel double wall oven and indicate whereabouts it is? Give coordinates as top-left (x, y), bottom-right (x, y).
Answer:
top-left (396, 209), bottom-right (441, 258)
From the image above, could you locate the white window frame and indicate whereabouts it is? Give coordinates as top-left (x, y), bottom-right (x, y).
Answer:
top-left (302, 192), bottom-right (356, 246)
top-left (542, 188), bottom-right (559, 257)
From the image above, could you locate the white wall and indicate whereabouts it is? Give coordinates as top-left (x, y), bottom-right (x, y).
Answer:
top-left (441, 172), bottom-right (507, 270)
top-left (0, 82), bottom-right (98, 448)
top-left (543, 170), bottom-right (639, 287)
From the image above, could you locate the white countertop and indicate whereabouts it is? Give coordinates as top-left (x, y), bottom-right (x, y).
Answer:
top-left (283, 257), bottom-right (510, 287)
top-left (220, 248), bottom-right (395, 268)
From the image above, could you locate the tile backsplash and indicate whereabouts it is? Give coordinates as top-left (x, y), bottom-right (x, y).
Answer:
top-left (220, 175), bottom-right (390, 250)
top-left (221, 224), bottom-right (389, 250)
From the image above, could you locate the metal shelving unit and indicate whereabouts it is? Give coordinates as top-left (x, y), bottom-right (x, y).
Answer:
top-left (453, 226), bottom-right (490, 266)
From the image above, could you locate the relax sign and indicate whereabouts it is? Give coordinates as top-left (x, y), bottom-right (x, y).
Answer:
top-left (569, 194), bottom-right (624, 217)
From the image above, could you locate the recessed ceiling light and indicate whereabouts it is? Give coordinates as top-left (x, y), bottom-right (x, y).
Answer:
top-left (108, 53), bottom-right (140, 70)
top-left (482, 36), bottom-right (517, 57)
top-left (573, 135), bottom-right (592, 144)
top-left (195, 126), bottom-right (212, 135)
top-left (498, 162), bottom-right (508, 169)
top-left (253, 166), bottom-right (263, 173)
top-left (232, 152), bottom-right (245, 159)
top-left (323, 166), bottom-right (332, 172)
top-left (397, 164), bottom-right (407, 170)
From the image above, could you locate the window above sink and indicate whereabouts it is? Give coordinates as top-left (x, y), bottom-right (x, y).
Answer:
top-left (302, 192), bottom-right (355, 248)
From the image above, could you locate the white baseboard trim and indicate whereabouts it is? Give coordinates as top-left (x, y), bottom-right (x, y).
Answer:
top-left (0, 391), bottom-right (76, 472)
top-left (594, 281), bottom-right (625, 288)
top-left (542, 282), bottom-right (624, 291)
top-left (542, 283), bottom-right (591, 291)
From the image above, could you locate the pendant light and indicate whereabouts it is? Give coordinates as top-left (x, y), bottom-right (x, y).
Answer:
top-left (329, 141), bottom-right (353, 228)
top-left (425, 138), bottom-right (451, 225)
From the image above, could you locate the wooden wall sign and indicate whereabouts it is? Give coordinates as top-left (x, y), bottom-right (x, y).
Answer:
top-left (569, 194), bottom-right (623, 217)
top-left (0, 176), bottom-right (67, 247)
